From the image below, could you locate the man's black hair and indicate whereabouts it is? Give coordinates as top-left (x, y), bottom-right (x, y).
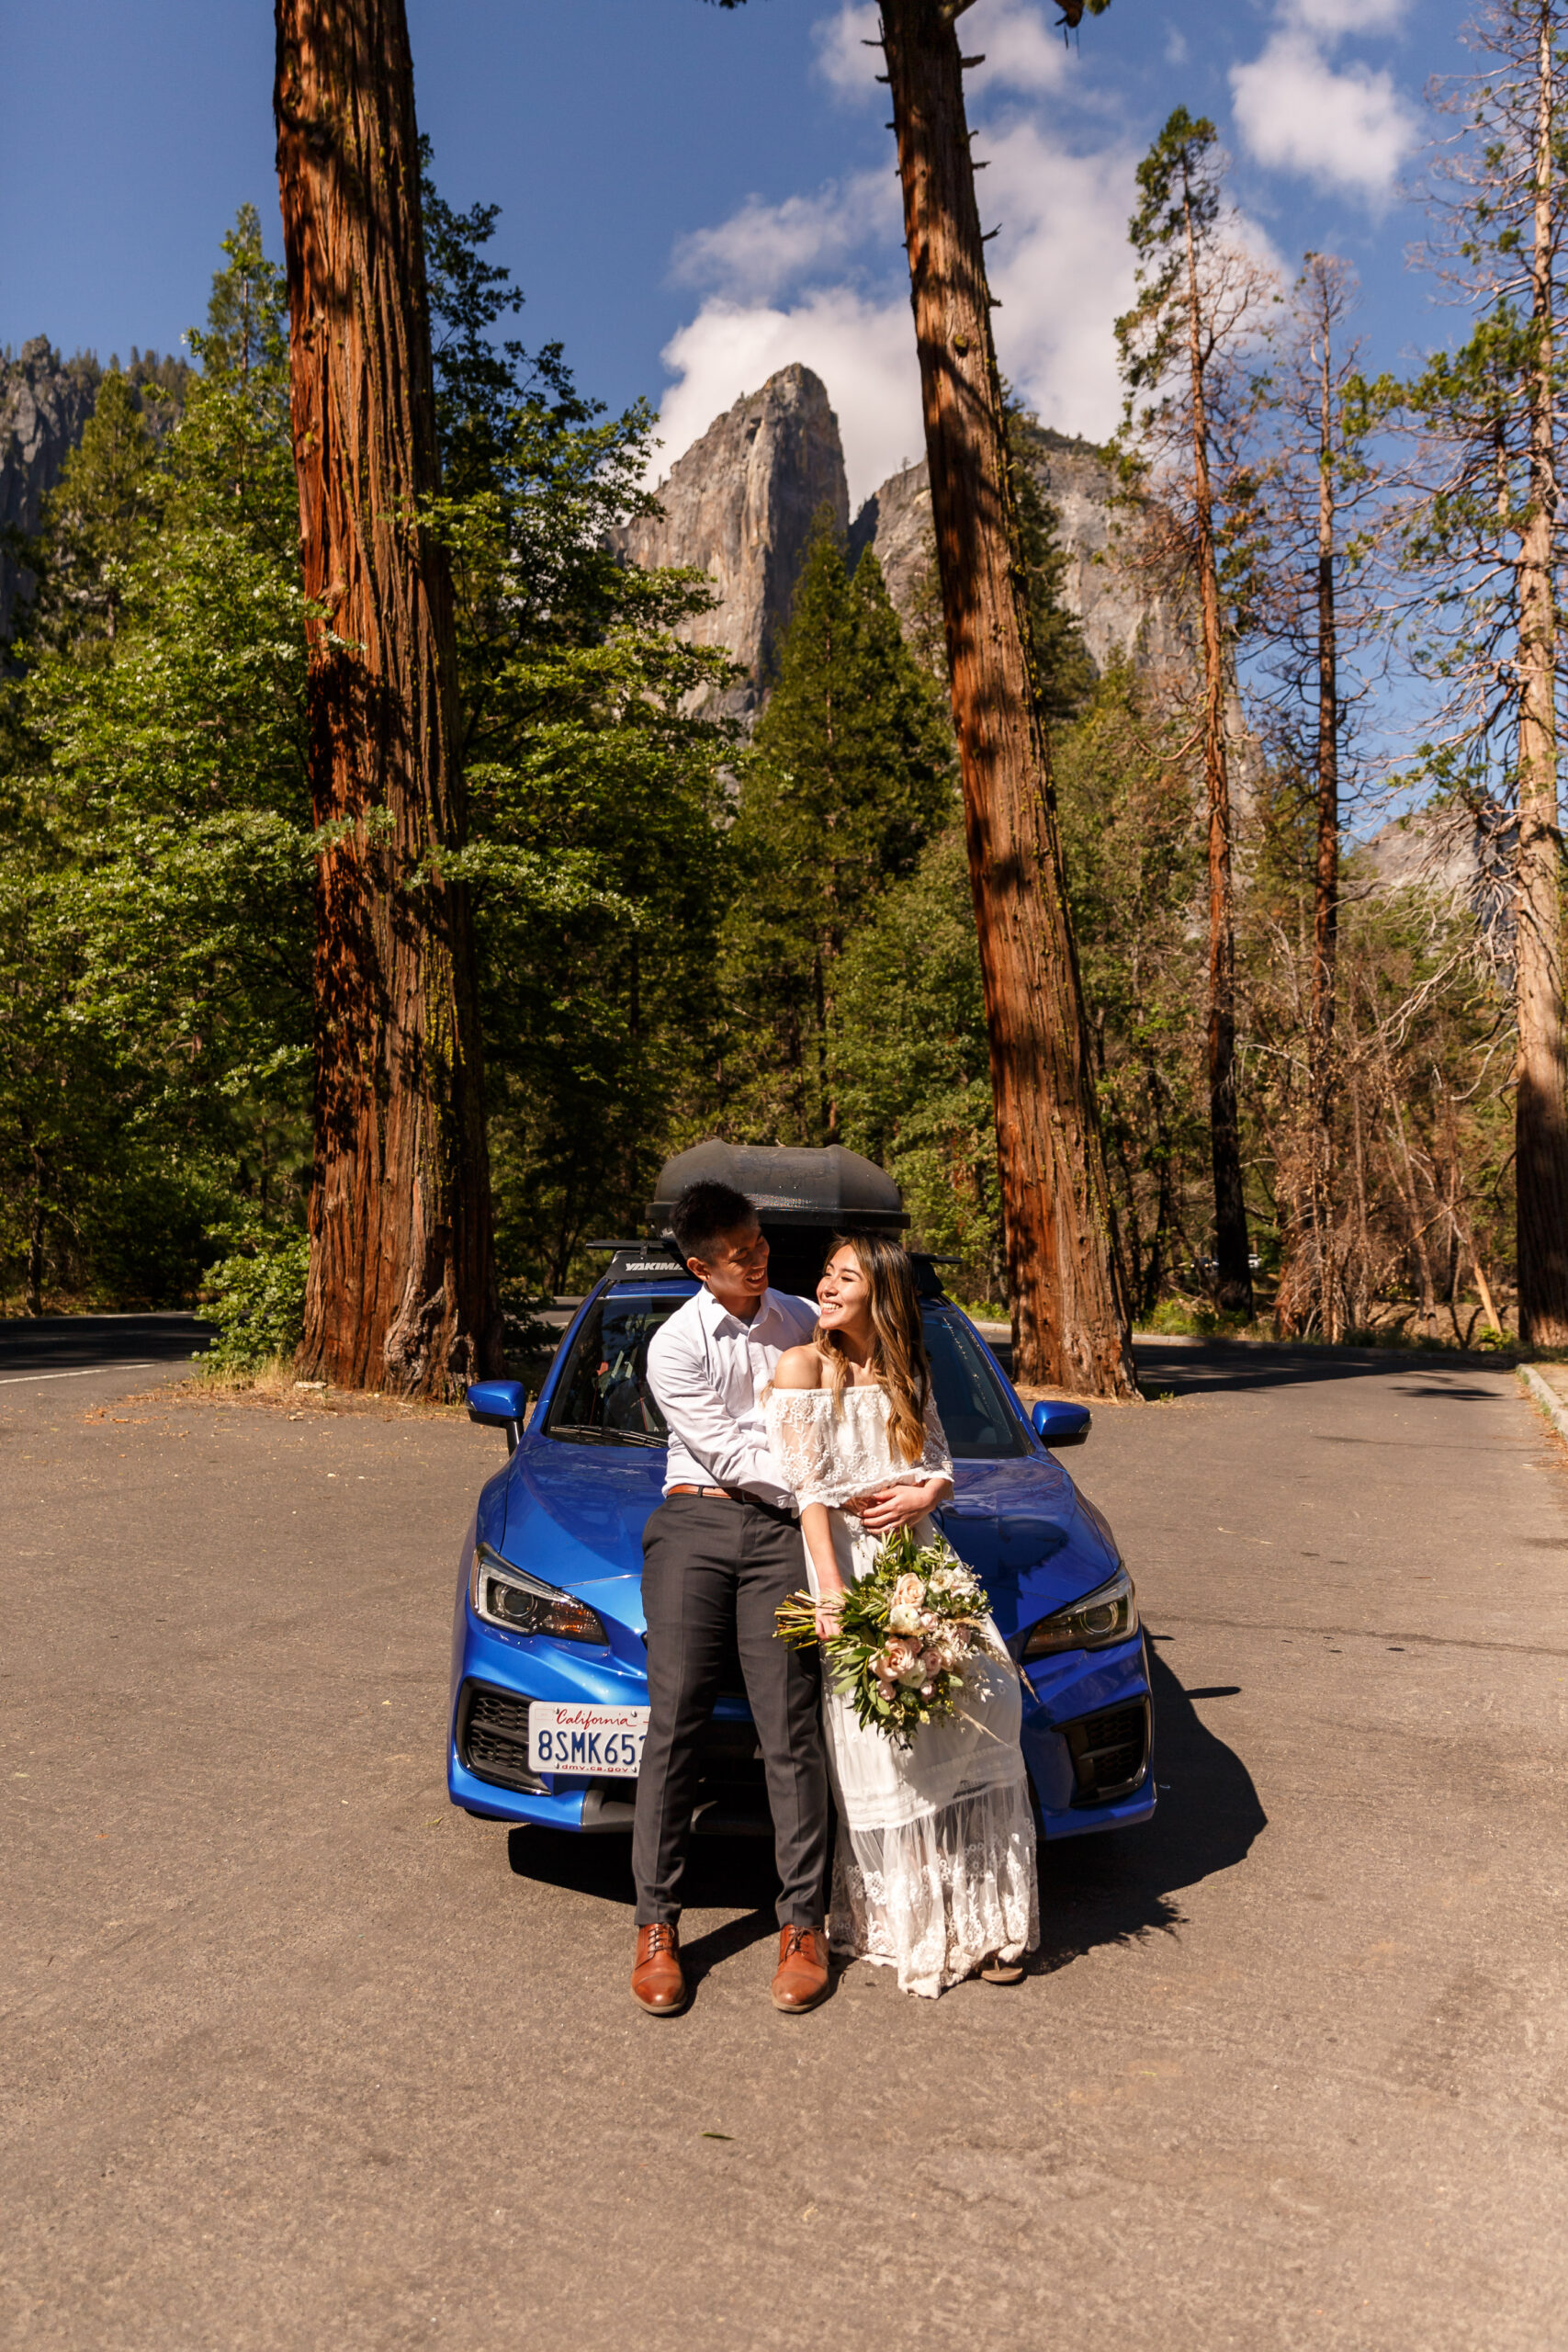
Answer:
top-left (669, 1179), bottom-right (759, 1266)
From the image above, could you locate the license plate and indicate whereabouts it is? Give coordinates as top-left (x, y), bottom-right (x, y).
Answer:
top-left (528, 1702), bottom-right (649, 1779)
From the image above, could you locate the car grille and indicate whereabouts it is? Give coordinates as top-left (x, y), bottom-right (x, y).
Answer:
top-left (1063, 1698), bottom-right (1150, 1804)
top-left (457, 1682), bottom-right (545, 1794)
top-left (457, 1680), bottom-right (770, 1825)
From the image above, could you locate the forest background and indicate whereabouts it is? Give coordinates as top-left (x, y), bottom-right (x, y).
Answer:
top-left (0, 23), bottom-right (1546, 1359)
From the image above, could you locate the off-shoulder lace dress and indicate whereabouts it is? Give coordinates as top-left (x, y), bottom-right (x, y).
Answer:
top-left (764, 1383), bottom-right (1038, 1997)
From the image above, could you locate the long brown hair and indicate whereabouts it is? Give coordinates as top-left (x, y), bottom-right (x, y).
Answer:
top-left (814, 1233), bottom-right (931, 1464)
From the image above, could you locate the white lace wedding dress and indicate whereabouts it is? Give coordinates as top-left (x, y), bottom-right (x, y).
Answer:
top-left (765, 1382), bottom-right (1039, 1996)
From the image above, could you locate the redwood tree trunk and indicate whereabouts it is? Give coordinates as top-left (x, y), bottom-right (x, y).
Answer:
top-left (1182, 175), bottom-right (1253, 1319)
top-left (1516, 6), bottom-right (1568, 1346)
top-left (274, 0), bottom-right (501, 1396)
top-left (881, 0), bottom-right (1137, 1397)
top-left (1310, 322), bottom-right (1341, 1341)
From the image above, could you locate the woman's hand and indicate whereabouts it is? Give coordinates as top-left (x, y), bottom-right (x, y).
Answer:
top-left (814, 1585), bottom-right (846, 1644)
top-left (847, 1476), bottom-right (950, 1537)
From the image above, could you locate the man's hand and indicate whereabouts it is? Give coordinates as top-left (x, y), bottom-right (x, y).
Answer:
top-left (847, 1477), bottom-right (948, 1537)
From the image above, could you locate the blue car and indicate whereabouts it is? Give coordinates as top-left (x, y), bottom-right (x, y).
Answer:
top-left (447, 1244), bottom-right (1156, 1849)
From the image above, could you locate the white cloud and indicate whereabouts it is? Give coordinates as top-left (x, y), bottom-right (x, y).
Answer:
top-left (1283, 0), bottom-right (1410, 33)
top-left (654, 288), bottom-right (926, 509)
top-left (978, 120), bottom-right (1141, 446)
top-left (653, 1), bottom-right (1286, 505)
top-left (813, 0), bottom-right (1066, 104)
top-left (1230, 28), bottom-right (1417, 199)
top-left (670, 174), bottom-right (896, 303)
top-left (964, 3), bottom-right (1069, 98)
top-left (655, 120), bottom-right (1146, 505)
top-left (812, 3), bottom-right (883, 101)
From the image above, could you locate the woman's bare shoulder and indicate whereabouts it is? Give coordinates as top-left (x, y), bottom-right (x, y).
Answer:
top-left (770, 1345), bottom-right (825, 1390)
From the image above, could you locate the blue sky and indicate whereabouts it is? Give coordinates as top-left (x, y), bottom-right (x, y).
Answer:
top-left (3, 0), bottom-right (1468, 506)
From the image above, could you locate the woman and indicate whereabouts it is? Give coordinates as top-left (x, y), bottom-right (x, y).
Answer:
top-left (765, 1236), bottom-right (1038, 1997)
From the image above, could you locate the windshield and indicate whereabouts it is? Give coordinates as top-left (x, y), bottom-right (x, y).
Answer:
top-left (544, 1290), bottom-right (1025, 1461)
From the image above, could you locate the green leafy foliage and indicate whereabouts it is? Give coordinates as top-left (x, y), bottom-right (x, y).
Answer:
top-left (718, 518), bottom-right (956, 1145)
top-left (0, 209), bottom-right (312, 1313)
top-left (774, 1524), bottom-right (991, 1746)
top-left (202, 1233), bottom-right (311, 1374)
top-left (416, 151), bottom-right (738, 1294)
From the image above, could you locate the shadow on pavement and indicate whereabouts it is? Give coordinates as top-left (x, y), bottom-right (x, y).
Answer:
top-left (507, 1644), bottom-right (1265, 1985)
top-left (1032, 1645), bottom-right (1267, 1974)
top-left (507, 1824), bottom-right (782, 1980)
top-left (1131, 1339), bottom-right (1509, 1401)
top-left (0, 1312), bottom-right (212, 1373)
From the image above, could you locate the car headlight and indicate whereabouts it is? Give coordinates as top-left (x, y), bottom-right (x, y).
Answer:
top-left (1020, 1565), bottom-right (1139, 1660)
top-left (469, 1545), bottom-right (607, 1645)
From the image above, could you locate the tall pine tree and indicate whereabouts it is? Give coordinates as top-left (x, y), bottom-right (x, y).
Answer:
top-left (720, 518), bottom-right (954, 1145)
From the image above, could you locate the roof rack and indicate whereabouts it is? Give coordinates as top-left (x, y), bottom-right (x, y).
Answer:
top-left (586, 1238), bottom-right (691, 1284)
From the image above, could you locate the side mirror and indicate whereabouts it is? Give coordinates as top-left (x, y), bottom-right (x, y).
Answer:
top-left (1032, 1398), bottom-right (1090, 1448)
top-left (468, 1378), bottom-right (527, 1455)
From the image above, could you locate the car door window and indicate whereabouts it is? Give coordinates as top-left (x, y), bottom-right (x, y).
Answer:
top-left (920, 1309), bottom-right (1028, 1459)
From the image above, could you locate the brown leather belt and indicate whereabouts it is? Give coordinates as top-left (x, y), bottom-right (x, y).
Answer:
top-left (666, 1484), bottom-right (798, 1523)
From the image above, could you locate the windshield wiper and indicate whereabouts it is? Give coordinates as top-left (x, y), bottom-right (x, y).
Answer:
top-left (547, 1422), bottom-right (665, 1449)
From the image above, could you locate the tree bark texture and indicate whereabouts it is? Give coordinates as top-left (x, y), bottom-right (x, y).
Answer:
top-left (881, 0), bottom-right (1137, 1398)
top-left (1515, 6), bottom-right (1568, 1345)
top-left (274, 0), bottom-right (501, 1396)
top-left (1311, 321), bottom-right (1342, 1340)
top-left (1181, 173), bottom-right (1253, 1317)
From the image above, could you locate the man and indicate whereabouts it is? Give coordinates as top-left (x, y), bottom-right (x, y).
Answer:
top-left (631, 1178), bottom-right (830, 2017)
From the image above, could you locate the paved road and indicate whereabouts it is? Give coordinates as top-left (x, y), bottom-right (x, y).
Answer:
top-left (4, 1341), bottom-right (1566, 2349)
top-left (0, 1311), bottom-right (209, 1385)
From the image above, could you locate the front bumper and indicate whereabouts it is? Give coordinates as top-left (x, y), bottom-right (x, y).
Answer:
top-left (1018, 1631), bottom-right (1156, 1838)
top-left (449, 1608), bottom-right (771, 1834)
top-left (449, 1606), bottom-right (1155, 1839)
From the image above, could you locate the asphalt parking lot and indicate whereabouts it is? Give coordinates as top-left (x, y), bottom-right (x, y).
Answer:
top-left (5, 1330), bottom-right (1567, 2350)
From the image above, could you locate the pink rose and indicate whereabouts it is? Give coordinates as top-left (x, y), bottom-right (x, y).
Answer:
top-left (890, 1574), bottom-right (926, 1610)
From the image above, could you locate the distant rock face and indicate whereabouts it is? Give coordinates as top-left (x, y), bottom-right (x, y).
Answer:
top-left (1018, 421), bottom-right (1201, 685)
top-left (850, 424), bottom-right (1201, 689)
top-left (615, 364), bottom-right (849, 716)
top-left (1356, 806), bottom-right (1515, 940)
top-left (845, 458), bottom-right (931, 618)
top-left (0, 338), bottom-right (99, 643)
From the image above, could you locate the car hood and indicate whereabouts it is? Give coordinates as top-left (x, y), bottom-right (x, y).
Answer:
top-left (933, 1457), bottom-right (1121, 1645)
top-left (497, 1437), bottom-right (1119, 1644)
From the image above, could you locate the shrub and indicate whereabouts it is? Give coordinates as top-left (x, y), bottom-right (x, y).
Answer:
top-left (202, 1234), bottom-right (310, 1374)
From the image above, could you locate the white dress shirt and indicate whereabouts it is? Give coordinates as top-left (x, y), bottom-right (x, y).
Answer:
top-left (647, 1284), bottom-right (818, 1510)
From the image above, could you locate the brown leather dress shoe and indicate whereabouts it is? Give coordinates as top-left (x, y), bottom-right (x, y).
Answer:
top-left (771, 1925), bottom-right (829, 2012)
top-left (631, 1923), bottom-right (687, 2015)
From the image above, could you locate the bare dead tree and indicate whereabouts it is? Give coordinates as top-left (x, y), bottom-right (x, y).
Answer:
top-left (1392, 0), bottom-right (1568, 1345)
top-left (1116, 109), bottom-right (1280, 1318)
top-left (1251, 257), bottom-right (1390, 1340)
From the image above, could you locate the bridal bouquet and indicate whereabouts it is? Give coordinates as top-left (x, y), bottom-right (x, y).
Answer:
top-left (774, 1524), bottom-right (992, 1744)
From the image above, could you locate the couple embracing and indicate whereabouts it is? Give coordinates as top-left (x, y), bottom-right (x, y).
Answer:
top-left (629, 1175), bottom-right (1039, 2013)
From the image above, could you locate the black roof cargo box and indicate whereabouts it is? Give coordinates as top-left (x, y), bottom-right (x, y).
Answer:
top-left (649, 1140), bottom-right (907, 1231)
top-left (648, 1139), bottom-right (912, 1299)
